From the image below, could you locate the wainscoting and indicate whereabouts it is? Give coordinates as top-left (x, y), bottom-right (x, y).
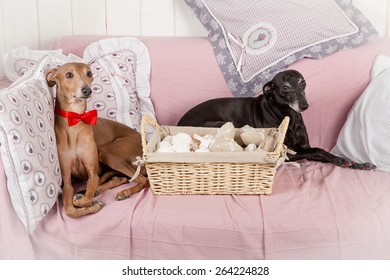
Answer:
top-left (0, 0), bottom-right (389, 77)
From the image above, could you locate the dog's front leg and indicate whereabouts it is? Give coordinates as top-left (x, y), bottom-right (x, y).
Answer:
top-left (72, 173), bottom-right (100, 208)
top-left (288, 147), bottom-right (375, 170)
top-left (62, 174), bottom-right (77, 217)
top-left (72, 141), bottom-right (102, 208)
top-left (62, 173), bottom-right (103, 218)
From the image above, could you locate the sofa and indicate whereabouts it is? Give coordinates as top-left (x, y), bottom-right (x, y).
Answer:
top-left (1, 35), bottom-right (390, 260)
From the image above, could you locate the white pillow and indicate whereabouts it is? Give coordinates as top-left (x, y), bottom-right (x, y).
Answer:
top-left (2, 46), bottom-right (80, 81)
top-left (0, 56), bottom-right (62, 234)
top-left (83, 37), bottom-right (155, 132)
top-left (331, 55), bottom-right (390, 172)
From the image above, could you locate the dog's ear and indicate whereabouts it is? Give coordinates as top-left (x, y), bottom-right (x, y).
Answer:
top-left (262, 81), bottom-right (273, 97)
top-left (46, 68), bottom-right (58, 87)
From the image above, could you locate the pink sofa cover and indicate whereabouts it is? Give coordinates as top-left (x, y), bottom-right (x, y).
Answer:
top-left (1, 36), bottom-right (390, 259)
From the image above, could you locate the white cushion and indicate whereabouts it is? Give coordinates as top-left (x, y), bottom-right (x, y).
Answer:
top-left (332, 55), bottom-right (390, 172)
top-left (83, 38), bottom-right (155, 132)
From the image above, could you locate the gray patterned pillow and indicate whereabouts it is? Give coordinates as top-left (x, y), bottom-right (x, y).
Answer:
top-left (185, 0), bottom-right (378, 97)
top-left (0, 56), bottom-right (61, 234)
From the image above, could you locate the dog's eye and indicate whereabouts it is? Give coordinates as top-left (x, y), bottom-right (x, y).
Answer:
top-left (299, 80), bottom-right (306, 89)
top-left (65, 72), bottom-right (73, 79)
top-left (87, 71), bottom-right (93, 78)
top-left (282, 85), bottom-right (289, 91)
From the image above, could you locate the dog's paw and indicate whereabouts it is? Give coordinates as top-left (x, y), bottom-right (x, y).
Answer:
top-left (338, 159), bottom-right (376, 170)
top-left (73, 193), bottom-right (94, 208)
top-left (350, 162), bottom-right (376, 170)
top-left (115, 194), bottom-right (127, 201)
top-left (334, 157), bottom-right (353, 168)
top-left (115, 190), bottom-right (132, 201)
top-left (73, 193), bottom-right (84, 205)
top-left (92, 200), bottom-right (106, 208)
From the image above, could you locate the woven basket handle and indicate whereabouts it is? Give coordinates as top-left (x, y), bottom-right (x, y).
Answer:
top-left (141, 115), bottom-right (160, 158)
top-left (274, 116), bottom-right (290, 155)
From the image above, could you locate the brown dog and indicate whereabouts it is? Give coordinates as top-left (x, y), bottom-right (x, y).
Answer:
top-left (46, 62), bottom-right (149, 218)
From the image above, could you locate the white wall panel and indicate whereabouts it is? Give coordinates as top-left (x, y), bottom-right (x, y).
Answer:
top-left (388, 1), bottom-right (390, 37)
top-left (174, 0), bottom-right (207, 36)
top-left (140, 0), bottom-right (174, 36)
top-left (0, 0), bottom-right (5, 78)
top-left (37, 0), bottom-right (72, 49)
top-left (106, 0), bottom-right (140, 36)
top-left (352, 0), bottom-right (388, 36)
top-left (0, 0), bottom-right (389, 78)
top-left (2, 0), bottom-right (39, 50)
top-left (71, 0), bottom-right (106, 35)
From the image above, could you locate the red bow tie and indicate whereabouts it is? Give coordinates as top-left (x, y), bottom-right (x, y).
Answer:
top-left (55, 107), bottom-right (97, 127)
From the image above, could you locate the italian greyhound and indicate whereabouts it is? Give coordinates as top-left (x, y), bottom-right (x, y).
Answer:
top-left (178, 69), bottom-right (375, 170)
top-left (47, 62), bottom-right (149, 218)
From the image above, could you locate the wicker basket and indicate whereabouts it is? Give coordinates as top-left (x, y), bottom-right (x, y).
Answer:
top-left (141, 115), bottom-right (289, 195)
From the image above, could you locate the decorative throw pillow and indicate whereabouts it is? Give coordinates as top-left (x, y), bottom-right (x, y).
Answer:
top-left (2, 47), bottom-right (80, 81)
top-left (331, 55), bottom-right (390, 172)
top-left (0, 56), bottom-right (62, 234)
top-left (185, 0), bottom-right (378, 97)
top-left (83, 37), bottom-right (155, 132)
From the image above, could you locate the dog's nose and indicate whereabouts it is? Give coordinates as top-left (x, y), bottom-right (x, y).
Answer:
top-left (82, 86), bottom-right (92, 97)
top-left (300, 101), bottom-right (309, 111)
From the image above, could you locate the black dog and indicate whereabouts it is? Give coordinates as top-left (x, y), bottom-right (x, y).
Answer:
top-left (177, 69), bottom-right (375, 170)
